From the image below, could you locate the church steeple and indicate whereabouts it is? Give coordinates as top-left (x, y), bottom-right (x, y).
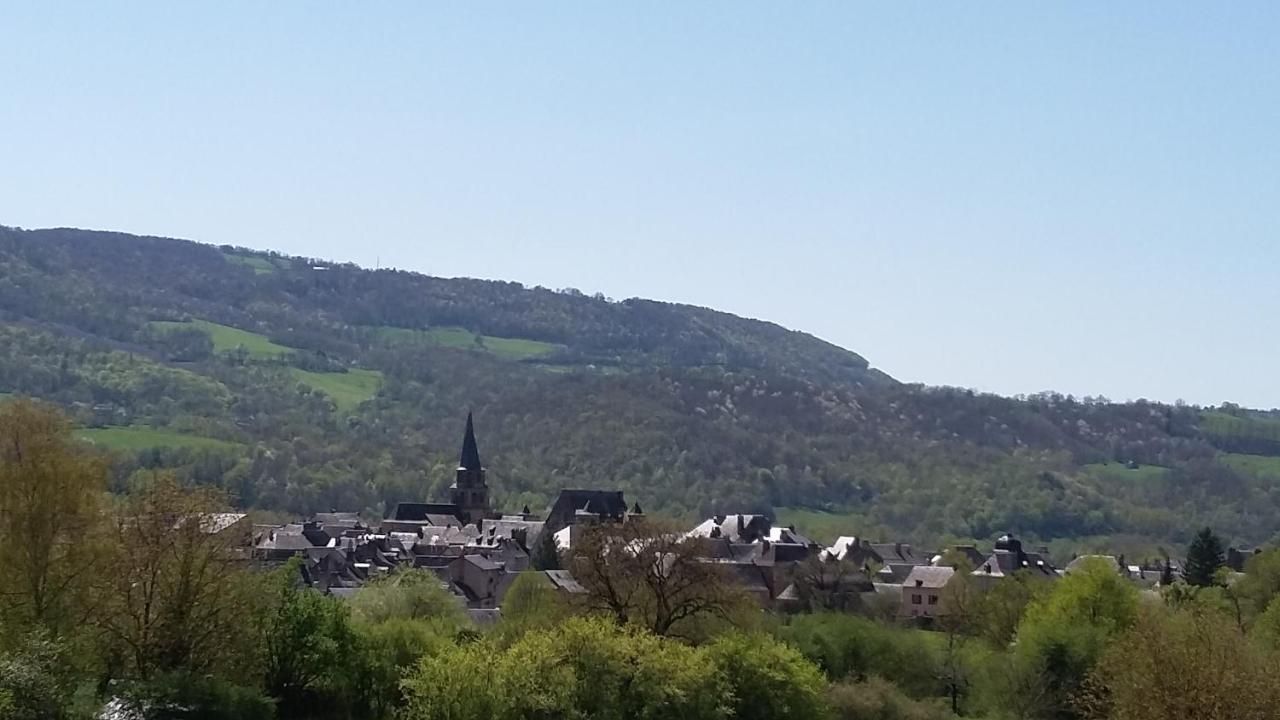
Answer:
top-left (451, 411), bottom-right (489, 525)
top-left (459, 411), bottom-right (482, 471)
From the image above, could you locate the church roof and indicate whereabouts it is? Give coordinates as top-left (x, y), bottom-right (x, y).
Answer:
top-left (459, 412), bottom-right (482, 471)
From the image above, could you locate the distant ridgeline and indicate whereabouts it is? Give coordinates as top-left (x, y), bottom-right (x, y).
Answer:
top-left (0, 223), bottom-right (1277, 553)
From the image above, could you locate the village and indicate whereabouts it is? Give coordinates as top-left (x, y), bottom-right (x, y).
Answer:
top-left (224, 414), bottom-right (1252, 626)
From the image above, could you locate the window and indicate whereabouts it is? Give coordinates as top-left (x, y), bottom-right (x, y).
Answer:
top-left (911, 594), bottom-right (922, 605)
top-left (928, 595), bottom-right (939, 605)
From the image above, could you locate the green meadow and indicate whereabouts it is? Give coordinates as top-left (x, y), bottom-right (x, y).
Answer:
top-left (151, 319), bottom-right (295, 359)
top-left (76, 426), bottom-right (239, 452)
top-left (1221, 452), bottom-right (1280, 479)
top-left (372, 326), bottom-right (562, 361)
top-left (774, 507), bottom-right (887, 546)
top-left (223, 253), bottom-right (279, 275)
top-left (289, 368), bottom-right (384, 411)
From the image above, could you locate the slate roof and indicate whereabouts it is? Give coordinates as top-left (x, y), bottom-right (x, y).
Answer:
top-left (544, 570), bottom-right (586, 594)
top-left (546, 489), bottom-right (628, 529)
top-left (904, 565), bottom-right (955, 589)
top-left (388, 502), bottom-right (464, 524)
top-left (687, 514), bottom-right (772, 543)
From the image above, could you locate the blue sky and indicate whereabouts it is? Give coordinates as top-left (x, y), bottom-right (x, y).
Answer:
top-left (2, 3), bottom-right (1277, 407)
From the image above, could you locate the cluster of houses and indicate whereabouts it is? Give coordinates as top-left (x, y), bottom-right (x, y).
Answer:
top-left (232, 414), bottom-right (1241, 624)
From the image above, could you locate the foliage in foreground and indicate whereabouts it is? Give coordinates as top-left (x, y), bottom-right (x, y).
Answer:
top-left (401, 616), bottom-right (826, 720)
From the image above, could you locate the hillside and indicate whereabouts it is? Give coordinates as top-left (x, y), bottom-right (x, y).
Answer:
top-left (1, 224), bottom-right (1277, 553)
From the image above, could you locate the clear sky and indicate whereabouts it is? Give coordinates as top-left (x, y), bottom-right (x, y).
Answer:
top-left (2, 3), bottom-right (1277, 407)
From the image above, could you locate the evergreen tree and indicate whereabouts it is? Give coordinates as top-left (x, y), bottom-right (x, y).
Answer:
top-left (1183, 527), bottom-right (1225, 587)
top-left (531, 527), bottom-right (561, 571)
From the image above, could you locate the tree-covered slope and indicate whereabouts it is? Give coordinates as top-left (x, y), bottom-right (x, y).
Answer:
top-left (0, 224), bottom-right (1276, 552)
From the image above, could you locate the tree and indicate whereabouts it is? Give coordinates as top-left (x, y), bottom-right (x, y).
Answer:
top-left (789, 555), bottom-right (870, 612)
top-left (401, 617), bottom-right (728, 720)
top-left (704, 632), bottom-right (828, 720)
top-left (492, 571), bottom-right (571, 646)
top-left (1183, 527), bottom-right (1225, 587)
top-left (0, 632), bottom-right (78, 720)
top-left (259, 562), bottom-right (361, 719)
top-left (530, 526), bottom-right (561, 571)
top-left (937, 560), bottom-right (978, 714)
top-left (347, 568), bottom-right (466, 626)
top-left (1081, 605), bottom-right (1280, 720)
top-left (973, 569), bottom-right (1046, 648)
top-left (0, 399), bottom-right (107, 637)
top-left (995, 558), bottom-right (1139, 720)
top-left (95, 474), bottom-right (254, 680)
top-left (570, 518), bottom-right (750, 636)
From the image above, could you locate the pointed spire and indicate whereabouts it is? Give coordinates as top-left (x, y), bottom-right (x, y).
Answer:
top-left (459, 411), bottom-right (482, 471)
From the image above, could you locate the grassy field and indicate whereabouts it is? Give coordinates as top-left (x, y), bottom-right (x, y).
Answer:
top-left (1221, 453), bottom-right (1280, 479)
top-left (373, 326), bottom-right (562, 361)
top-left (76, 426), bottom-right (239, 452)
top-left (774, 507), bottom-right (888, 546)
top-left (1202, 411), bottom-right (1280, 438)
top-left (151, 319), bottom-right (295, 359)
top-left (289, 368), bottom-right (383, 411)
top-left (1082, 461), bottom-right (1169, 484)
top-left (223, 253), bottom-right (277, 275)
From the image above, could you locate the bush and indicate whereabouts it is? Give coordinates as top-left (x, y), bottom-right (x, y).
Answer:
top-left (828, 678), bottom-right (956, 720)
top-left (705, 633), bottom-right (828, 720)
top-left (781, 614), bottom-right (942, 697)
top-left (0, 634), bottom-right (77, 720)
top-left (109, 674), bottom-right (275, 720)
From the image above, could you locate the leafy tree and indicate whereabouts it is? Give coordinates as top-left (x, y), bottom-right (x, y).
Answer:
top-left (991, 558), bottom-right (1139, 720)
top-left (402, 617), bottom-right (728, 720)
top-left (347, 568), bottom-right (465, 626)
top-left (972, 569), bottom-right (1045, 648)
top-left (94, 474), bottom-right (255, 681)
top-left (783, 613), bottom-right (943, 698)
top-left (0, 633), bottom-right (78, 720)
top-left (704, 632), bottom-right (828, 720)
top-left (0, 399), bottom-right (107, 638)
top-left (1081, 605), bottom-right (1280, 720)
top-left (1183, 527), bottom-right (1225, 587)
top-left (491, 571), bottom-right (571, 646)
top-left (258, 562), bottom-right (361, 719)
top-left (1230, 549), bottom-right (1280, 622)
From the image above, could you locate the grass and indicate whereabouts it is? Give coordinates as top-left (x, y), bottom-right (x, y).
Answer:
top-left (1221, 453), bottom-right (1280, 479)
top-left (151, 319), bottom-right (295, 359)
top-left (372, 326), bottom-right (562, 361)
top-left (774, 507), bottom-right (887, 546)
top-left (1202, 411), bottom-right (1280, 438)
top-left (76, 426), bottom-right (239, 452)
top-left (223, 253), bottom-right (277, 275)
top-left (289, 368), bottom-right (383, 411)
top-left (1082, 461), bottom-right (1169, 484)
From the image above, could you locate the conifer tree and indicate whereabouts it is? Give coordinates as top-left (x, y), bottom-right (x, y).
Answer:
top-left (531, 527), bottom-right (561, 571)
top-left (1183, 526), bottom-right (1225, 587)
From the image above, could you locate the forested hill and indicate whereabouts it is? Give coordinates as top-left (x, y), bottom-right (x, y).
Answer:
top-left (2, 223), bottom-right (1279, 554)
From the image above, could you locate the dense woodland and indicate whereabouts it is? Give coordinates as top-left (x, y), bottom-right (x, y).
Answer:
top-left (2, 225), bottom-right (1280, 556)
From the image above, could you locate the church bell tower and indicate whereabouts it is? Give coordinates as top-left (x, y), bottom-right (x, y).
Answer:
top-left (450, 412), bottom-right (490, 525)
